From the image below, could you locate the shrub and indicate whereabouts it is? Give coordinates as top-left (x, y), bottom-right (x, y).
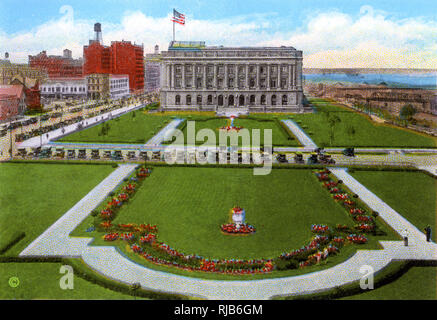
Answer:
top-left (274, 258), bottom-right (299, 270)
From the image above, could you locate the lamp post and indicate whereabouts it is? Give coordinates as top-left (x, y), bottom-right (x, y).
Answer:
top-left (39, 114), bottom-right (42, 148)
top-left (7, 111), bottom-right (13, 160)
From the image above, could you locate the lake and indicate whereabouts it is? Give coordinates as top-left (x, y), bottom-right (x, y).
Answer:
top-left (303, 73), bottom-right (437, 89)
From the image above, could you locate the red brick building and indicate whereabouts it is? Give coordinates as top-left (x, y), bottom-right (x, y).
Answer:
top-left (9, 75), bottom-right (41, 110)
top-left (0, 85), bottom-right (25, 120)
top-left (83, 41), bottom-right (144, 93)
top-left (0, 94), bottom-right (20, 121)
top-left (28, 49), bottom-right (83, 79)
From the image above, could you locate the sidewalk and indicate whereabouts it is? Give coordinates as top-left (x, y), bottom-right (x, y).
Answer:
top-left (19, 165), bottom-right (437, 299)
top-left (19, 164), bottom-right (138, 257)
top-left (17, 104), bottom-right (145, 148)
top-left (145, 118), bottom-right (185, 146)
top-left (281, 120), bottom-right (318, 149)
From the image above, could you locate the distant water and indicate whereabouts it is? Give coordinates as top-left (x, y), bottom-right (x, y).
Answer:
top-left (304, 73), bottom-right (437, 89)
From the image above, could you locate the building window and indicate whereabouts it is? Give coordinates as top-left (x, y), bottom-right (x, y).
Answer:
top-left (282, 95), bottom-right (287, 105)
top-left (218, 95), bottom-right (223, 106)
top-left (261, 95), bottom-right (266, 105)
top-left (207, 95), bottom-right (213, 105)
top-left (239, 95), bottom-right (245, 106)
top-left (250, 95), bottom-right (255, 105)
top-left (197, 95), bottom-right (202, 105)
top-left (271, 95), bottom-right (277, 105)
top-left (186, 95), bottom-right (191, 105)
top-left (249, 78), bottom-right (255, 87)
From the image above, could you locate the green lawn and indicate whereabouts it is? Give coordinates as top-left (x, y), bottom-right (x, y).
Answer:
top-left (0, 262), bottom-right (139, 299)
top-left (292, 99), bottom-right (436, 148)
top-left (164, 115), bottom-right (298, 147)
top-left (75, 167), bottom-right (396, 260)
top-left (350, 170), bottom-right (436, 242)
top-left (0, 162), bottom-right (114, 256)
top-left (58, 111), bottom-right (172, 144)
top-left (342, 265), bottom-right (437, 300)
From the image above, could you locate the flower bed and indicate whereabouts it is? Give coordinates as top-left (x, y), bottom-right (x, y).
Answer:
top-left (347, 234), bottom-right (368, 244)
top-left (104, 233), bottom-right (118, 241)
top-left (311, 224), bottom-right (330, 233)
top-left (220, 223), bottom-right (256, 234)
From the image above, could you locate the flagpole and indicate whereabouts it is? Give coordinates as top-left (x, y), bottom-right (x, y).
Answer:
top-left (173, 19), bottom-right (175, 42)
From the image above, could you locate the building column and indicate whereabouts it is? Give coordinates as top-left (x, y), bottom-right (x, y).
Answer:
top-left (267, 63), bottom-right (270, 90)
top-left (256, 63), bottom-right (260, 89)
top-left (213, 63), bottom-right (217, 88)
top-left (245, 63), bottom-right (249, 89)
top-left (203, 64), bottom-right (207, 89)
top-left (297, 61), bottom-right (302, 88)
top-left (166, 63), bottom-right (170, 89)
top-left (289, 64), bottom-right (294, 89)
top-left (224, 64), bottom-right (228, 89)
top-left (234, 64), bottom-right (237, 88)
top-left (182, 64), bottom-right (185, 89)
top-left (170, 64), bottom-right (175, 89)
top-left (277, 64), bottom-right (280, 90)
top-left (193, 64), bottom-right (197, 89)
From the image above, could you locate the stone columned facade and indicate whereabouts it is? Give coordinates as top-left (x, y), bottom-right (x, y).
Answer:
top-left (160, 41), bottom-right (307, 113)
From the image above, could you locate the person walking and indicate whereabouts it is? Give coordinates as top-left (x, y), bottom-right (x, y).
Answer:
top-left (401, 229), bottom-right (409, 246)
top-left (424, 225), bottom-right (432, 242)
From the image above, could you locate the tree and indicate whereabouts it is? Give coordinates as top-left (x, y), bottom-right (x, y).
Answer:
top-left (399, 104), bottom-right (416, 121)
top-left (328, 114), bottom-right (341, 146)
top-left (346, 125), bottom-right (356, 138)
top-left (130, 282), bottom-right (141, 299)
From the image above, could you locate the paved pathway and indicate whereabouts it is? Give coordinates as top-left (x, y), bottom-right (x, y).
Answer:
top-left (18, 104), bottom-right (145, 148)
top-left (19, 164), bottom-right (138, 257)
top-left (330, 168), bottom-right (433, 244)
top-left (281, 119), bottom-right (318, 149)
top-left (144, 118), bottom-right (185, 146)
top-left (19, 165), bottom-right (437, 299)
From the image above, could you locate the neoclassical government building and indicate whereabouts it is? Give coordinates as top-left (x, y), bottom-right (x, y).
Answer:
top-left (160, 41), bottom-right (307, 113)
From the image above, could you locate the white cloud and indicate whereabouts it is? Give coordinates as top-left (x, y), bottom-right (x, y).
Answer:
top-left (260, 6), bottom-right (437, 68)
top-left (0, 5), bottom-right (436, 68)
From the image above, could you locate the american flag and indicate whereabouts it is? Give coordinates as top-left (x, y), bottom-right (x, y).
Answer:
top-left (172, 9), bottom-right (185, 25)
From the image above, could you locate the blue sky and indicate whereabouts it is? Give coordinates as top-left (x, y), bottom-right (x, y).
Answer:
top-left (1, 0), bottom-right (436, 68)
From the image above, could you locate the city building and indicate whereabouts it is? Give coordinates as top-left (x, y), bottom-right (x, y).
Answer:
top-left (9, 75), bottom-right (41, 109)
top-left (307, 82), bottom-right (437, 115)
top-left (144, 45), bottom-right (162, 93)
top-left (28, 49), bottom-right (83, 78)
top-left (0, 85), bottom-right (26, 119)
top-left (0, 94), bottom-right (20, 121)
top-left (86, 73), bottom-right (109, 100)
top-left (1, 53), bottom-right (47, 85)
top-left (160, 41), bottom-right (305, 112)
top-left (109, 74), bottom-right (130, 99)
top-left (83, 23), bottom-right (144, 94)
top-left (40, 77), bottom-right (88, 100)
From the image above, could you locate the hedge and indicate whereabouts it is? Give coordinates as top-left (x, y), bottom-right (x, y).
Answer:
top-left (65, 258), bottom-right (189, 300)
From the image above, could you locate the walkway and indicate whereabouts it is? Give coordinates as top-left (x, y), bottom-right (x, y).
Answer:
top-left (18, 104), bottom-right (145, 148)
top-left (144, 118), bottom-right (184, 146)
top-left (281, 120), bottom-right (318, 149)
top-left (330, 167), bottom-right (432, 244)
top-left (19, 164), bottom-right (138, 257)
top-left (19, 165), bottom-right (437, 299)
